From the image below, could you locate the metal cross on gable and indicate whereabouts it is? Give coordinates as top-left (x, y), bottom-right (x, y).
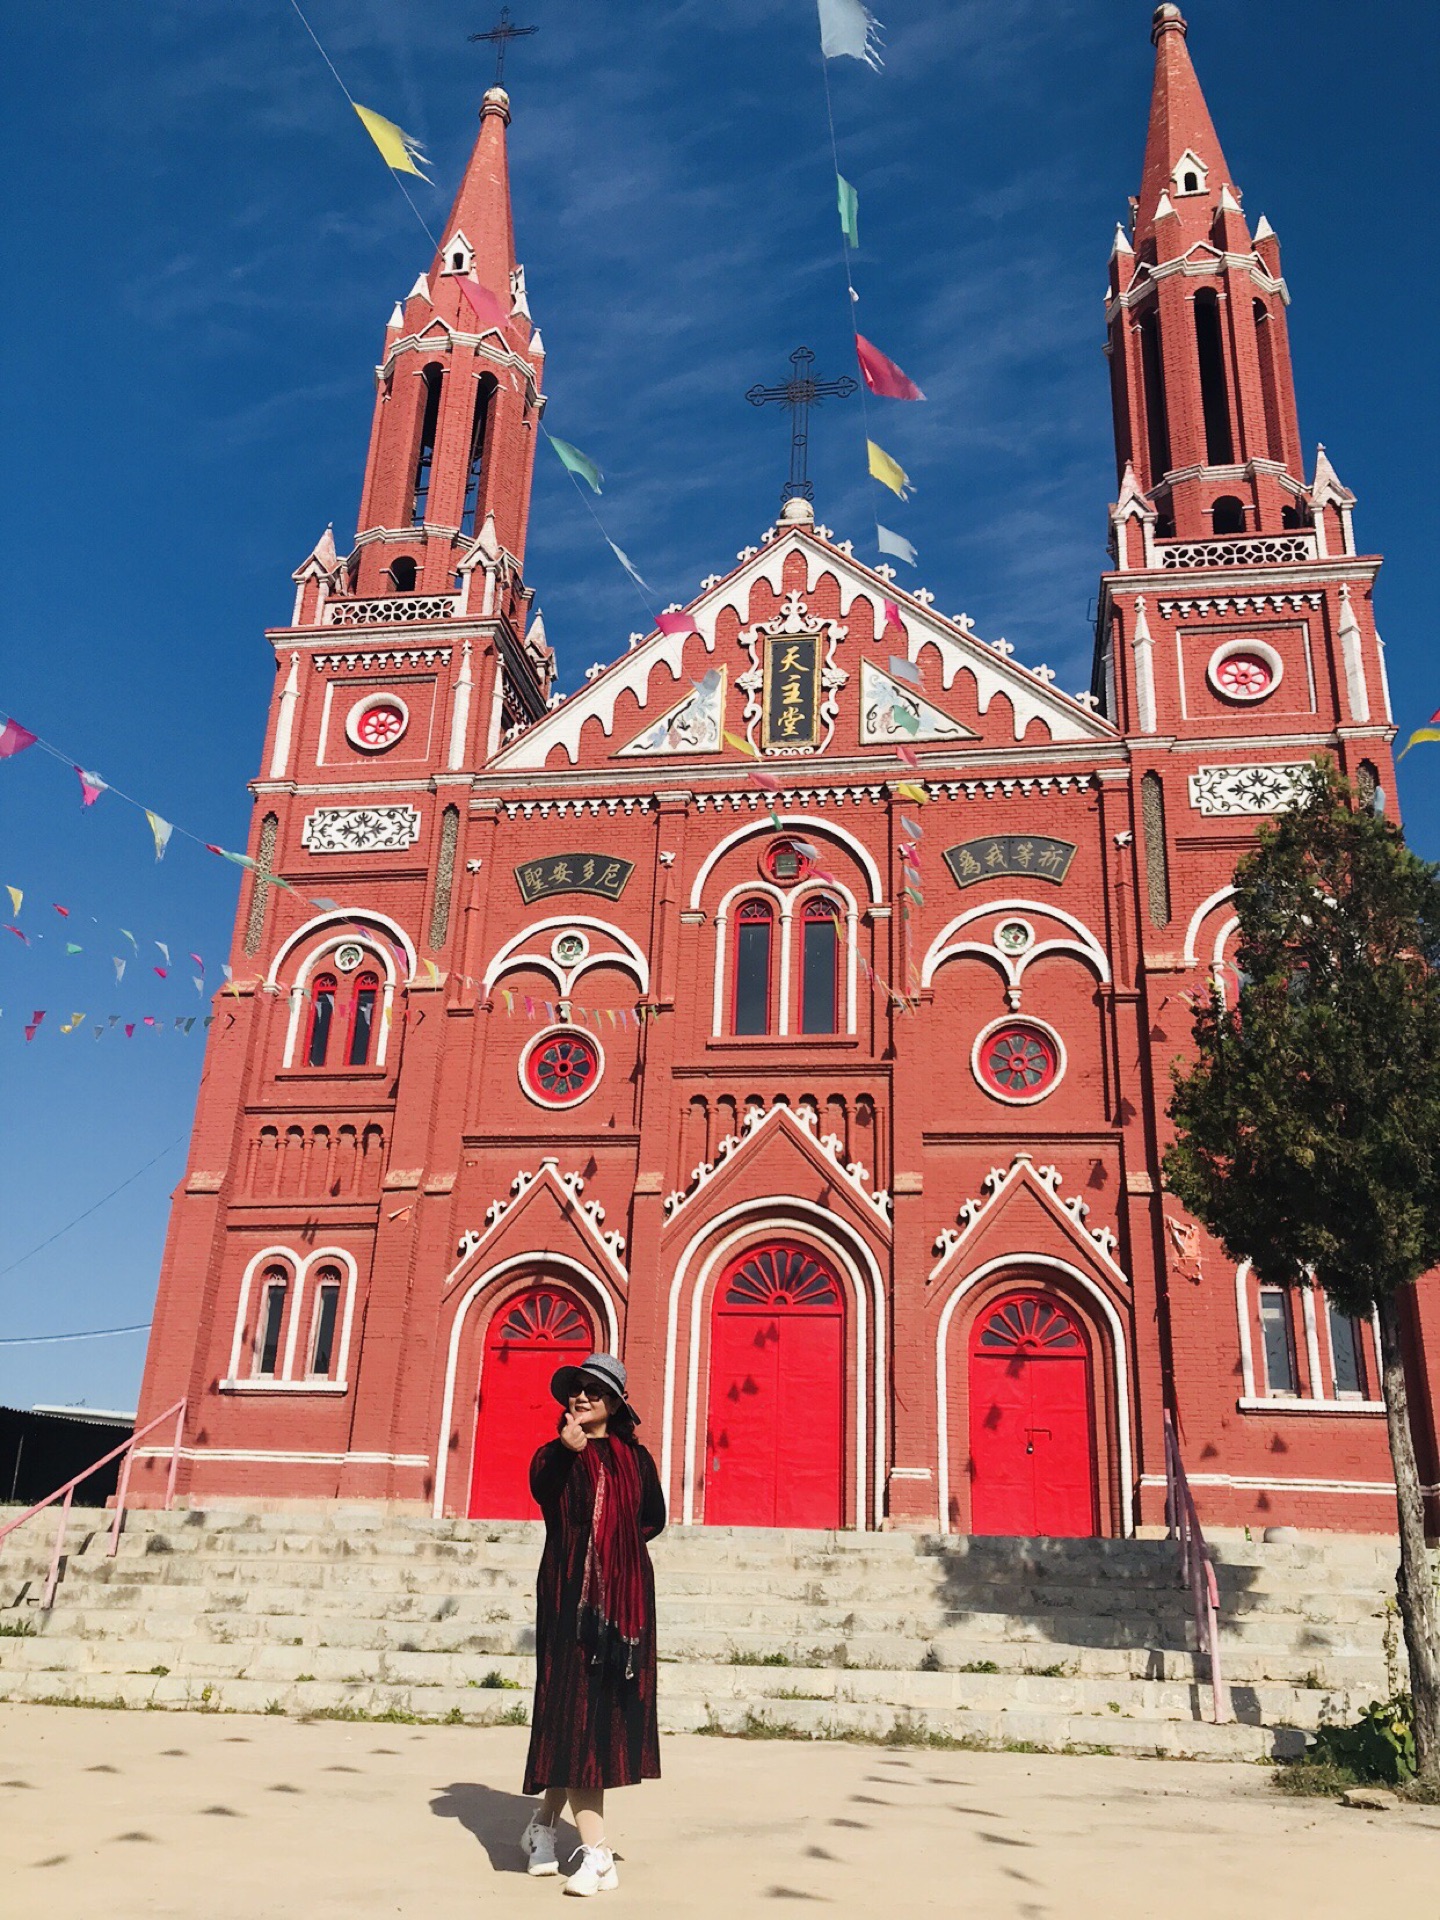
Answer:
top-left (746, 347), bottom-right (858, 505)
top-left (468, 7), bottom-right (538, 85)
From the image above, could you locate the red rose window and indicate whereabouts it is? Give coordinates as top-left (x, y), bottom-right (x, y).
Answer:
top-left (525, 1030), bottom-right (601, 1104)
top-left (353, 701), bottom-right (407, 749)
top-left (1212, 651), bottom-right (1274, 700)
top-left (979, 1022), bottom-right (1060, 1098)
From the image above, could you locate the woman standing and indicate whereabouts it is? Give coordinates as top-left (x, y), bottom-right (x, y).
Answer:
top-left (519, 1352), bottom-right (665, 1897)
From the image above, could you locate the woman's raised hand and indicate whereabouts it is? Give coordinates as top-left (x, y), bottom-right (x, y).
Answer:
top-left (560, 1409), bottom-right (588, 1452)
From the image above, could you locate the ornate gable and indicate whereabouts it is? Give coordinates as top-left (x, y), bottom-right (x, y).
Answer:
top-left (661, 1102), bottom-right (891, 1240)
top-left (446, 1157), bottom-right (627, 1292)
top-left (489, 508), bottom-right (1115, 773)
top-left (929, 1153), bottom-right (1126, 1293)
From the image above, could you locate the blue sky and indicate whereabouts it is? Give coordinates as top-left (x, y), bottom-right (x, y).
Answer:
top-left (0, 1), bottom-right (1432, 1414)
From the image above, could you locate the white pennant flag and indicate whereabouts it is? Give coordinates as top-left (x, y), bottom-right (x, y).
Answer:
top-left (817, 0), bottom-right (884, 68)
top-left (607, 539), bottom-right (650, 592)
top-left (876, 523), bottom-right (918, 567)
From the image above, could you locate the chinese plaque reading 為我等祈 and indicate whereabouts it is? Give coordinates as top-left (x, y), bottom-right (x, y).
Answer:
top-left (762, 633), bottom-right (822, 750)
top-left (514, 854), bottom-right (635, 904)
top-left (942, 835), bottom-right (1077, 888)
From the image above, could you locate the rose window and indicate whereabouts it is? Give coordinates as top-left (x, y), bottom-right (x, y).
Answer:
top-left (977, 1294), bottom-right (1084, 1352)
top-left (1207, 640), bottom-right (1283, 705)
top-left (523, 1029), bottom-right (601, 1106)
top-left (721, 1242), bottom-right (841, 1312)
top-left (498, 1291), bottom-right (589, 1345)
top-left (976, 1020), bottom-right (1061, 1101)
top-left (354, 702), bottom-right (406, 748)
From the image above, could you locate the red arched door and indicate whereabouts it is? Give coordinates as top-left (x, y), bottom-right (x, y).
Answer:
top-left (469, 1287), bottom-right (593, 1519)
top-left (968, 1292), bottom-right (1097, 1537)
top-left (704, 1241), bottom-right (845, 1528)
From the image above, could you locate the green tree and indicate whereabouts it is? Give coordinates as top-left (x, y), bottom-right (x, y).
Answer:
top-left (1164, 762), bottom-right (1440, 1779)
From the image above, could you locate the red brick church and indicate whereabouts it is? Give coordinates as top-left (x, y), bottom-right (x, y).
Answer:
top-left (134, 8), bottom-right (1436, 1536)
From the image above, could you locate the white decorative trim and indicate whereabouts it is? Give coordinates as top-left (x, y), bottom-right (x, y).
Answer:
top-left (1158, 593), bottom-right (1322, 620)
top-left (710, 877), bottom-right (859, 1038)
top-left (1187, 763), bottom-right (1310, 817)
top-left (452, 1158), bottom-right (627, 1278)
top-left (276, 920), bottom-right (409, 1070)
top-left (324, 595), bottom-right (459, 626)
top-left (269, 653), bottom-right (301, 779)
top-left (1337, 583), bottom-right (1371, 725)
top-left (301, 805), bottom-right (422, 853)
top-left (434, 1252), bottom-right (620, 1518)
top-left (483, 915), bottom-right (649, 998)
top-left (1137, 1471), bottom-right (1394, 1497)
top-left (923, 898), bottom-right (1110, 995)
top-left (931, 1153), bottom-right (1122, 1280)
top-left (1206, 637), bottom-right (1284, 704)
top-left (690, 816), bottom-right (883, 909)
top-left (517, 1024), bottom-right (606, 1111)
top-left (663, 1203), bottom-right (885, 1531)
top-left (1132, 597), bottom-right (1157, 734)
top-left (1234, 1259), bottom-right (1384, 1413)
top-left (617, 668), bottom-right (724, 756)
top-left (312, 648), bottom-right (452, 672)
top-left (1159, 534), bottom-right (1316, 569)
top-left (936, 1255), bottom-right (1134, 1536)
top-left (344, 691), bottom-right (411, 754)
top-left (1181, 884), bottom-right (1236, 968)
top-left (971, 1017), bottom-right (1067, 1106)
top-left (662, 1100), bottom-right (890, 1226)
top-left (1236, 1398), bottom-right (1385, 1415)
top-left (134, 1446), bottom-right (430, 1468)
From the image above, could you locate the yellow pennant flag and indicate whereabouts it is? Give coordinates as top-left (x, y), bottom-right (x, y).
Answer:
top-left (723, 730), bottom-right (761, 760)
top-left (353, 103), bottom-right (432, 183)
top-left (5, 885), bottom-right (20, 917)
top-left (868, 439), bottom-right (913, 500)
top-left (61, 1011), bottom-right (86, 1034)
top-left (895, 781), bottom-right (930, 805)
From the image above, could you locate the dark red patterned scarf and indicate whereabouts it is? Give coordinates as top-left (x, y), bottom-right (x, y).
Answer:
top-left (575, 1436), bottom-right (647, 1682)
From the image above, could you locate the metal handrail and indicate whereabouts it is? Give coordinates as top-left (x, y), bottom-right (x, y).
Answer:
top-left (1163, 1407), bottom-right (1227, 1724)
top-left (0, 1399), bottom-right (186, 1608)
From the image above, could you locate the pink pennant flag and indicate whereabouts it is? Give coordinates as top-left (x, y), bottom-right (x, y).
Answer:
top-left (53, 903), bottom-right (70, 917)
top-left (124, 1024), bottom-right (135, 1038)
top-left (75, 767), bottom-right (106, 807)
top-left (154, 967), bottom-right (168, 979)
top-left (855, 334), bottom-right (925, 401)
top-left (25, 1009), bottom-right (46, 1041)
top-left (189, 953), bottom-right (204, 970)
top-left (882, 598), bottom-right (905, 636)
top-left (144, 1016), bottom-right (156, 1027)
top-left (5, 924), bottom-right (29, 945)
top-left (523, 995), bottom-right (534, 1017)
top-left (456, 277), bottom-right (509, 332)
top-left (748, 767), bottom-right (782, 794)
top-left (0, 718), bottom-right (38, 759)
top-left (896, 743), bottom-right (919, 768)
top-left (654, 612), bottom-right (694, 636)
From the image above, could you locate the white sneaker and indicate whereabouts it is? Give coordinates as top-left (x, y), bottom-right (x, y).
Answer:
top-left (563, 1844), bottom-right (619, 1896)
top-left (519, 1810), bottom-right (560, 1877)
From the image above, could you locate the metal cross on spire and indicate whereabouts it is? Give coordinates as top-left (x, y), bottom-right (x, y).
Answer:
top-left (746, 346), bottom-right (857, 505)
top-left (468, 7), bottom-right (538, 85)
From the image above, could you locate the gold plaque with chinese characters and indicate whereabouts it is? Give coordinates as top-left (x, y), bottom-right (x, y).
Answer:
top-left (514, 854), bottom-right (635, 904)
top-left (762, 633), bottom-right (822, 750)
top-left (942, 835), bottom-right (1076, 888)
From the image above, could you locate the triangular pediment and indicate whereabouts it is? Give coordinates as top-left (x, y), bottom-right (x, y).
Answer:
top-left (445, 1157), bottom-right (627, 1292)
top-left (929, 1153), bottom-right (1125, 1293)
top-left (660, 1102), bottom-right (891, 1242)
top-left (490, 517), bottom-right (1114, 773)
top-left (860, 658), bottom-right (975, 745)
top-left (617, 667), bottom-right (725, 756)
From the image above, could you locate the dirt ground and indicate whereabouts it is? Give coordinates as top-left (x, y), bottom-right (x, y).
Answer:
top-left (1, 1704), bottom-right (1436, 1918)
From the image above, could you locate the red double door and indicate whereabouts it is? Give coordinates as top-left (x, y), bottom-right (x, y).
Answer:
top-left (968, 1291), bottom-right (1097, 1537)
top-left (704, 1242), bottom-right (845, 1529)
top-left (469, 1287), bottom-right (594, 1519)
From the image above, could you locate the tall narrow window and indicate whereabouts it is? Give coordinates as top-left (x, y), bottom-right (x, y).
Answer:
top-left (1140, 772), bottom-right (1171, 928)
top-left (800, 898), bottom-right (840, 1034)
top-left (348, 973), bottom-right (380, 1066)
top-left (310, 1269), bottom-right (343, 1377)
top-left (1328, 1302), bottom-right (1368, 1398)
top-left (306, 974), bottom-right (337, 1067)
top-left (733, 900), bottom-right (774, 1035)
top-left (1193, 290), bottom-right (1234, 465)
top-left (1259, 1287), bottom-right (1298, 1395)
top-left (411, 363), bottom-right (444, 526)
top-left (255, 1271), bottom-right (287, 1377)
top-left (460, 375), bottom-right (497, 538)
top-left (1138, 309), bottom-right (1171, 482)
top-left (1254, 301), bottom-right (1284, 464)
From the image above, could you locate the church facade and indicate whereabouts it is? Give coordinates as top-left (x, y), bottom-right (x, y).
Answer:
top-left (134, 7), bottom-right (1437, 1536)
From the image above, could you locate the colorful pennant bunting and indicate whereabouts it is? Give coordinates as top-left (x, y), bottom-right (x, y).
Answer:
top-left (837, 173), bottom-right (860, 247)
top-left (855, 334), bottom-right (925, 401)
top-left (817, 0), bottom-right (884, 68)
top-left (0, 718), bottom-right (38, 759)
top-left (876, 524), bottom-right (918, 566)
top-left (868, 439), bottom-right (912, 499)
top-left (549, 436), bottom-right (603, 494)
top-left (352, 103), bottom-right (431, 182)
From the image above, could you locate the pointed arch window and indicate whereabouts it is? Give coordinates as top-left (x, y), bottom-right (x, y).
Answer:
top-left (1193, 290), bottom-right (1234, 466)
top-left (309, 1266), bottom-right (343, 1377)
top-left (254, 1267), bottom-right (289, 1378)
top-left (348, 972), bottom-right (380, 1066)
top-left (411, 363), bottom-right (445, 526)
top-left (733, 899), bottom-right (774, 1035)
top-left (1254, 301), bottom-right (1285, 464)
top-left (303, 963), bottom-right (382, 1069)
top-left (305, 974), bottom-right (337, 1067)
top-left (800, 897), bottom-right (840, 1035)
top-left (460, 374), bottom-right (498, 538)
top-left (1137, 309), bottom-right (1171, 482)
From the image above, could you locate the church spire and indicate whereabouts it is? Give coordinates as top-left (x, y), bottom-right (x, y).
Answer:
top-left (349, 84), bottom-right (543, 602)
top-left (1135, 6), bottom-right (1237, 258)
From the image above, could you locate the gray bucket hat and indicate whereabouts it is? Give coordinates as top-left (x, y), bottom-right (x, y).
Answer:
top-left (550, 1351), bottom-right (641, 1425)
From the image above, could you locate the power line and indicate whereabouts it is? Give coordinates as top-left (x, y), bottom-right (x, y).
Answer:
top-left (0, 1323), bottom-right (151, 1347)
top-left (0, 1133), bottom-right (187, 1282)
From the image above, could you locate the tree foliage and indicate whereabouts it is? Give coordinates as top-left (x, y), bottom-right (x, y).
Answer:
top-left (1165, 761), bottom-right (1440, 1318)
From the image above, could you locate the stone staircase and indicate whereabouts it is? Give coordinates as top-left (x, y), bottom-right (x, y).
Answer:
top-left (0, 1506), bottom-right (1406, 1761)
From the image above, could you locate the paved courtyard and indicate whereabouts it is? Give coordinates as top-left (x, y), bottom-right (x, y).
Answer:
top-left (1, 1705), bottom-right (1435, 1918)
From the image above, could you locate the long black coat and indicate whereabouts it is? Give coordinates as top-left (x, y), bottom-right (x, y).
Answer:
top-left (522, 1436), bottom-right (666, 1793)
